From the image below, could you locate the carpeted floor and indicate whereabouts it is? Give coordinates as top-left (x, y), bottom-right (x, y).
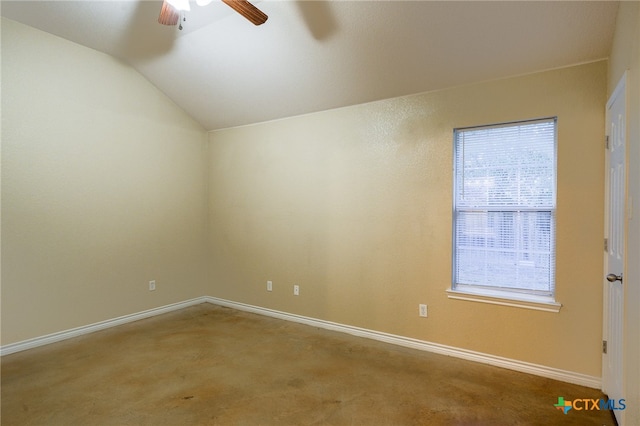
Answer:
top-left (1, 303), bottom-right (617, 425)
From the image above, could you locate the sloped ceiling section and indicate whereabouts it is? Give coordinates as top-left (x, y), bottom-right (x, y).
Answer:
top-left (2, 1), bottom-right (619, 131)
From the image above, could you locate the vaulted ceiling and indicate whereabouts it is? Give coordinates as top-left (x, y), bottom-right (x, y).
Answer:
top-left (1, 1), bottom-right (619, 131)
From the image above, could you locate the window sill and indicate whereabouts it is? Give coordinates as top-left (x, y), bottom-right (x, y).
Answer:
top-left (446, 288), bottom-right (562, 313)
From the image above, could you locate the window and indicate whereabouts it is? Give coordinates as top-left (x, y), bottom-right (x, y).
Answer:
top-left (451, 118), bottom-right (558, 307)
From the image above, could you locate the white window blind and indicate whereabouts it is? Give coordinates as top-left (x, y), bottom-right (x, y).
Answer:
top-left (453, 118), bottom-right (556, 297)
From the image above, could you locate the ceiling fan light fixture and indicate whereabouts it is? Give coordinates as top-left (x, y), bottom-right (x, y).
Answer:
top-left (221, 0), bottom-right (268, 25)
top-left (158, 0), bottom-right (180, 25)
top-left (158, 0), bottom-right (268, 27)
top-left (166, 0), bottom-right (191, 12)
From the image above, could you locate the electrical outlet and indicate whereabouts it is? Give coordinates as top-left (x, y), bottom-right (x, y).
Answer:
top-left (419, 304), bottom-right (427, 317)
top-left (267, 280), bottom-right (273, 292)
top-left (149, 280), bottom-right (156, 291)
top-left (293, 285), bottom-right (299, 296)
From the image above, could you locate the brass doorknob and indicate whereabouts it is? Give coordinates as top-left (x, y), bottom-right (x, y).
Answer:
top-left (606, 273), bottom-right (623, 283)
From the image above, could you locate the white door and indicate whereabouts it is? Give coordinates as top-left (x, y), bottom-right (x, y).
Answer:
top-left (603, 73), bottom-right (626, 424)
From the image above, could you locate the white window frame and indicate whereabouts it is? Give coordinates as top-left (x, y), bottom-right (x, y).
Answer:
top-left (447, 117), bottom-right (562, 312)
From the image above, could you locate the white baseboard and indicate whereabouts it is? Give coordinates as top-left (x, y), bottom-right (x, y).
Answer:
top-left (204, 296), bottom-right (602, 389)
top-left (0, 295), bottom-right (601, 389)
top-left (0, 297), bottom-right (209, 356)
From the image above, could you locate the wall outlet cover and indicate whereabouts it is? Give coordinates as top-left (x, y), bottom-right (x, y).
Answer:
top-left (419, 304), bottom-right (427, 317)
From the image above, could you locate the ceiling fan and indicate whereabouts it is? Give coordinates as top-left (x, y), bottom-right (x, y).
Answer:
top-left (158, 0), bottom-right (268, 27)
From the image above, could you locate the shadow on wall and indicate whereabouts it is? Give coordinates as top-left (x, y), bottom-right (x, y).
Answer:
top-left (118, 0), bottom-right (177, 60)
top-left (296, 1), bottom-right (338, 41)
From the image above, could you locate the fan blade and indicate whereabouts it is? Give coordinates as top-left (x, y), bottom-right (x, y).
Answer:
top-left (221, 0), bottom-right (268, 26)
top-left (158, 0), bottom-right (179, 26)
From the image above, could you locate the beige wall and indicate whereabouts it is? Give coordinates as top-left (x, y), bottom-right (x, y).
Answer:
top-left (1, 18), bottom-right (209, 345)
top-left (208, 61), bottom-right (608, 377)
top-left (0, 10), bottom-right (616, 385)
top-left (608, 2), bottom-right (640, 424)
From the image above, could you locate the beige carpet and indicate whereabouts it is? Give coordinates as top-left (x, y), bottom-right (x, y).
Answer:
top-left (1, 303), bottom-right (616, 425)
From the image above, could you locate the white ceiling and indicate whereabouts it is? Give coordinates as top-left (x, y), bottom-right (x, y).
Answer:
top-left (1, 0), bottom-right (619, 131)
